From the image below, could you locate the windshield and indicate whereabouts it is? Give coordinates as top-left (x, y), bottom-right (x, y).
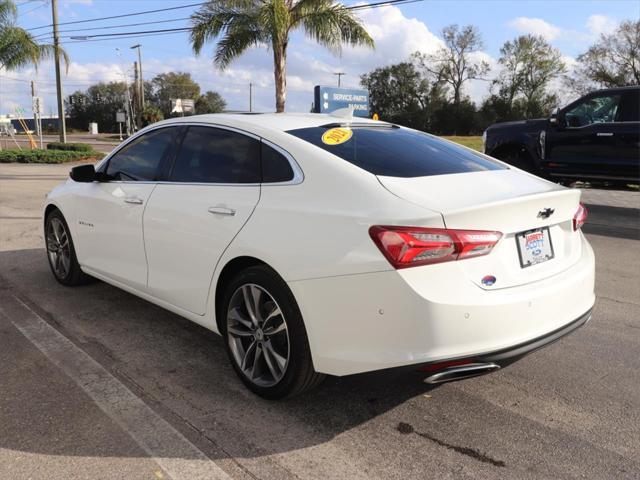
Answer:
top-left (287, 125), bottom-right (505, 178)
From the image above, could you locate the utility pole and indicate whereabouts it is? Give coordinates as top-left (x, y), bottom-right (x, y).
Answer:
top-left (130, 44), bottom-right (144, 109)
top-left (249, 83), bottom-right (253, 112)
top-left (334, 72), bottom-right (345, 87)
top-left (115, 48), bottom-right (134, 136)
top-left (133, 61), bottom-right (141, 129)
top-left (51, 0), bottom-right (66, 143)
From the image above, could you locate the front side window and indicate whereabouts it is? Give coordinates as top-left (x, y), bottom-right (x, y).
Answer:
top-left (106, 127), bottom-right (177, 181)
top-left (287, 125), bottom-right (504, 178)
top-left (564, 94), bottom-right (622, 128)
top-left (170, 126), bottom-right (260, 183)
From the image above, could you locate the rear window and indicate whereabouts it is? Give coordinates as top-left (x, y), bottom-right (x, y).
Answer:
top-left (287, 125), bottom-right (504, 177)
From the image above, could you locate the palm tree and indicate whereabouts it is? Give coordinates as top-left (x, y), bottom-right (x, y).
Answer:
top-left (190, 0), bottom-right (374, 112)
top-left (0, 0), bottom-right (68, 71)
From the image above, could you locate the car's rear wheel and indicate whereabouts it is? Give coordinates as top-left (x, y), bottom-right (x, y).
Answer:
top-left (222, 265), bottom-right (324, 399)
top-left (45, 209), bottom-right (91, 286)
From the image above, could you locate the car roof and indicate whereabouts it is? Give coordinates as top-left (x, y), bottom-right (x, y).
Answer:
top-left (592, 85), bottom-right (639, 94)
top-left (152, 112), bottom-right (387, 134)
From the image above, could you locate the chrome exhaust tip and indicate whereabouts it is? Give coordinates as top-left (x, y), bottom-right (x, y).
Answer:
top-left (424, 362), bottom-right (500, 384)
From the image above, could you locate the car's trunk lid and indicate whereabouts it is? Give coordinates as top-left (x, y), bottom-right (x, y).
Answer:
top-left (378, 169), bottom-right (584, 290)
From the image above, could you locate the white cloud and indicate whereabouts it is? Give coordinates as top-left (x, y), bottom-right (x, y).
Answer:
top-left (586, 14), bottom-right (618, 37)
top-left (508, 17), bottom-right (562, 41)
top-left (339, 6), bottom-right (443, 72)
top-left (507, 14), bottom-right (619, 45)
top-left (1, 6), bottom-right (493, 115)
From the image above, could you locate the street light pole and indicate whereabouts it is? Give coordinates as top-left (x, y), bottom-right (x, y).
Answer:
top-left (334, 72), bottom-right (345, 87)
top-left (51, 0), bottom-right (66, 143)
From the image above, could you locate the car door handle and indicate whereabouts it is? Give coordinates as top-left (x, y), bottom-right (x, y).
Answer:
top-left (124, 196), bottom-right (144, 205)
top-left (208, 206), bottom-right (236, 216)
top-left (597, 132), bottom-right (614, 137)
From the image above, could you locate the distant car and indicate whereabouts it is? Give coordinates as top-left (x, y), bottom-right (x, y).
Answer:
top-left (44, 113), bottom-right (595, 399)
top-left (483, 86), bottom-right (640, 185)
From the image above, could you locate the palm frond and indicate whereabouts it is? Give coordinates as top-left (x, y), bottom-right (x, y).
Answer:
top-left (190, 0), bottom-right (262, 56)
top-left (214, 23), bottom-right (263, 67)
top-left (0, 0), bottom-right (17, 27)
top-left (292, 1), bottom-right (374, 54)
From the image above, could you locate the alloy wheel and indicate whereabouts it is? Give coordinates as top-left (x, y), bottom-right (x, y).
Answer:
top-left (226, 284), bottom-right (290, 387)
top-left (46, 217), bottom-right (71, 280)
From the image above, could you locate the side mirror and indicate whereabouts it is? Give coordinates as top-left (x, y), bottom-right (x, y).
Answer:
top-left (549, 107), bottom-right (563, 128)
top-left (70, 164), bottom-right (96, 183)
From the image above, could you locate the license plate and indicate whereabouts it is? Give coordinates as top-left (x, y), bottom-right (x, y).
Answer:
top-left (516, 227), bottom-right (554, 268)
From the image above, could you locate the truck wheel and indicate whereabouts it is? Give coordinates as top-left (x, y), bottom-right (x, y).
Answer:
top-left (502, 150), bottom-right (535, 173)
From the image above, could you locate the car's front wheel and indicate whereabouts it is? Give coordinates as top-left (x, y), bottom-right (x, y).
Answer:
top-left (45, 209), bottom-right (91, 286)
top-left (222, 265), bottom-right (324, 399)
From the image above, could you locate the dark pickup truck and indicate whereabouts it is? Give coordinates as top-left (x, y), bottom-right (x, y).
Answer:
top-left (483, 86), bottom-right (640, 185)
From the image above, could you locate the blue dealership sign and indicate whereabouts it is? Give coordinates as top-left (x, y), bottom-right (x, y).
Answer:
top-left (314, 86), bottom-right (370, 117)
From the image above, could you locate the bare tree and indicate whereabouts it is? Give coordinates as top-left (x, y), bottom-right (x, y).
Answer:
top-left (570, 20), bottom-right (640, 92)
top-left (415, 24), bottom-right (489, 105)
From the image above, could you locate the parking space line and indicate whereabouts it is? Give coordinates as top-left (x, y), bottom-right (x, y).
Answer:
top-left (1, 293), bottom-right (233, 480)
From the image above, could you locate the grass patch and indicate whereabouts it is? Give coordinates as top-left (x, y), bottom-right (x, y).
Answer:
top-left (47, 142), bottom-right (94, 152)
top-left (440, 136), bottom-right (483, 152)
top-left (0, 149), bottom-right (102, 164)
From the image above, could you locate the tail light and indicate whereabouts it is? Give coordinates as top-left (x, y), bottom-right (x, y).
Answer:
top-left (573, 203), bottom-right (588, 231)
top-left (369, 226), bottom-right (502, 269)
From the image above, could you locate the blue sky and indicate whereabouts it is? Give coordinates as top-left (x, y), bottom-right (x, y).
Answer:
top-left (1, 0), bottom-right (638, 118)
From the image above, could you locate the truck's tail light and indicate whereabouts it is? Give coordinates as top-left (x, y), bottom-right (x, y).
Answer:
top-left (573, 203), bottom-right (588, 231)
top-left (369, 226), bottom-right (502, 269)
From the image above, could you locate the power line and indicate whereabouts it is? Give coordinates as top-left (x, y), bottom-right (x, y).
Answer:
top-left (65, 26), bottom-right (192, 40)
top-left (348, 0), bottom-right (424, 9)
top-left (27, 2), bottom-right (206, 31)
top-left (62, 30), bottom-right (191, 44)
top-left (41, 0), bottom-right (422, 43)
top-left (27, 0), bottom-right (422, 32)
top-left (31, 17), bottom-right (191, 39)
top-left (17, 0), bottom-right (47, 17)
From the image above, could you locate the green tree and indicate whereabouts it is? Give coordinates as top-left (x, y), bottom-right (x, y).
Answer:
top-left (66, 82), bottom-right (130, 133)
top-left (195, 90), bottom-right (227, 114)
top-left (493, 35), bottom-right (564, 118)
top-left (150, 72), bottom-right (201, 117)
top-left (190, 0), bottom-right (374, 113)
top-left (0, 0), bottom-right (68, 71)
top-left (360, 61), bottom-right (445, 130)
top-left (141, 105), bottom-right (164, 126)
top-left (570, 20), bottom-right (640, 93)
top-left (415, 24), bottom-right (489, 106)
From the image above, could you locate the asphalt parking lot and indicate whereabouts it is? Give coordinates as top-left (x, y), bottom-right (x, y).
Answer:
top-left (1, 162), bottom-right (639, 480)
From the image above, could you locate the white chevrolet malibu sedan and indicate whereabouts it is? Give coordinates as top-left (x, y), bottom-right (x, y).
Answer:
top-left (44, 112), bottom-right (595, 399)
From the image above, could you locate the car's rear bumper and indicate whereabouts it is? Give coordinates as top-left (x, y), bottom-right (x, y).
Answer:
top-left (414, 307), bottom-right (591, 380)
top-left (289, 234), bottom-right (595, 376)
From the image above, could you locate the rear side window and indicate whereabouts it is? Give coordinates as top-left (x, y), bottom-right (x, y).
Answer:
top-left (619, 90), bottom-right (639, 122)
top-left (106, 127), bottom-right (177, 181)
top-left (261, 142), bottom-right (294, 183)
top-left (170, 126), bottom-right (260, 183)
top-left (287, 126), bottom-right (504, 178)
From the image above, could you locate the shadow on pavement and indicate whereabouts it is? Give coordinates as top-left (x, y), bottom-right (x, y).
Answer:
top-left (0, 248), bottom-right (439, 461)
top-left (583, 204), bottom-right (640, 241)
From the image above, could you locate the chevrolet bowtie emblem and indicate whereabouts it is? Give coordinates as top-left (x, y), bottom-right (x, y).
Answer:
top-left (538, 208), bottom-right (555, 219)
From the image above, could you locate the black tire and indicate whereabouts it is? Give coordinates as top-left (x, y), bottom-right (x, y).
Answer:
top-left (221, 265), bottom-right (325, 399)
top-left (501, 149), bottom-right (535, 174)
top-left (44, 209), bottom-right (92, 286)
